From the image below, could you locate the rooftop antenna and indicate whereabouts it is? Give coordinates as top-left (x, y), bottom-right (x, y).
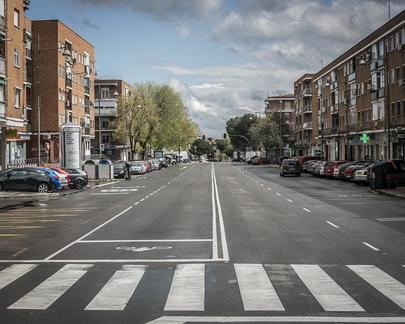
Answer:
top-left (388, 0), bottom-right (391, 20)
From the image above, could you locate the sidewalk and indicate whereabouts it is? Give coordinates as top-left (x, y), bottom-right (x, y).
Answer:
top-left (374, 186), bottom-right (405, 199)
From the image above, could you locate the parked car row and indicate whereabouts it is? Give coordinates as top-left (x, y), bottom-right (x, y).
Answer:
top-left (302, 157), bottom-right (405, 188)
top-left (113, 158), bottom-right (171, 179)
top-left (0, 166), bottom-right (88, 192)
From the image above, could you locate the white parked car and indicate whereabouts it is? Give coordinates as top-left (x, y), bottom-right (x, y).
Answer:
top-left (353, 168), bottom-right (369, 185)
top-left (130, 161), bottom-right (146, 174)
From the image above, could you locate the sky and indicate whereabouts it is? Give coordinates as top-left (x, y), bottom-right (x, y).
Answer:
top-left (27, 0), bottom-right (405, 138)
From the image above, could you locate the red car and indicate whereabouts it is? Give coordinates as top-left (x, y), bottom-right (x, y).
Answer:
top-left (324, 161), bottom-right (348, 177)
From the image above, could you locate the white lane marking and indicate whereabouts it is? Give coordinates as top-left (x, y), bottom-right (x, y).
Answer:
top-left (140, 199), bottom-right (145, 202)
top-left (211, 163), bottom-right (218, 260)
top-left (0, 259), bottom-right (225, 263)
top-left (85, 265), bottom-right (145, 310)
top-left (267, 188), bottom-right (272, 191)
top-left (377, 217), bottom-right (405, 222)
top-left (164, 264), bottom-right (205, 311)
top-left (134, 202), bottom-right (139, 206)
top-left (286, 199), bottom-right (293, 203)
top-left (146, 315), bottom-right (405, 323)
top-left (234, 264), bottom-right (284, 311)
top-left (90, 193), bottom-right (129, 195)
top-left (9, 264), bottom-right (92, 310)
top-left (93, 181), bottom-right (120, 189)
top-left (303, 208), bottom-right (311, 213)
top-left (0, 264), bottom-right (37, 290)
top-left (101, 189), bottom-right (139, 193)
top-left (78, 239), bottom-right (213, 243)
top-left (275, 193), bottom-right (281, 197)
top-left (348, 265), bottom-right (405, 309)
top-left (44, 206), bottom-right (133, 260)
top-left (326, 221), bottom-right (339, 229)
top-left (213, 164), bottom-right (229, 261)
top-left (291, 264), bottom-right (364, 312)
top-left (362, 242), bottom-right (380, 251)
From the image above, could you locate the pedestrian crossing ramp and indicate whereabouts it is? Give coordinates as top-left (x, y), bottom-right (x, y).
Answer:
top-left (1, 263), bottom-right (405, 313)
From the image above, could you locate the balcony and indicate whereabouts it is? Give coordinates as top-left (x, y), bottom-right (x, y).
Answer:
top-left (65, 99), bottom-right (72, 110)
top-left (0, 102), bottom-right (5, 118)
top-left (94, 107), bottom-right (118, 117)
top-left (348, 72), bottom-right (356, 82)
top-left (302, 88), bottom-right (312, 97)
top-left (330, 105), bottom-right (338, 114)
top-left (302, 121), bottom-right (312, 130)
top-left (303, 105), bottom-right (312, 113)
top-left (23, 68), bottom-right (32, 85)
top-left (0, 58), bottom-right (5, 77)
top-left (65, 77), bottom-right (72, 88)
top-left (84, 86), bottom-right (90, 95)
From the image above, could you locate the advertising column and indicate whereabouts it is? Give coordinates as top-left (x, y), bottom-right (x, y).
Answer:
top-left (60, 123), bottom-right (81, 168)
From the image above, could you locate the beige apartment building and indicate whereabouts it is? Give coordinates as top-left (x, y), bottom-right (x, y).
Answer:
top-left (93, 79), bottom-right (130, 161)
top-left (294, 74), bottom-right (314, 156)
top-left (264, 94), bottom-right (295, 156)
top-left (0, 0), bottom-right (32, 169)
top-left (311, 10), bottom-right (405, 161)
top-left (29, 20), bottom-right (95, 163)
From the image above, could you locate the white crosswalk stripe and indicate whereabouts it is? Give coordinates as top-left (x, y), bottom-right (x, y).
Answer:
top-left (348, 265), bottom-right (405, 310)
top-left (164, 264), bottom-right (205, 311)
top-left (234, 264), bottom-right (284, 311)
top-left (0, 264), bottom-right (38, 290)
top-left (1, 263), bottom-right (405, 313)
top-left (291, 264), bottom-right (364, 312)
top-left (85, 265), bottom-right (145, 311)
top-left (8, 264), bottom-right (92, 310)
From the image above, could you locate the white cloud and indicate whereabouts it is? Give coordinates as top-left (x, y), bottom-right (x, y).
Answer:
top-left (189, 83), bottom-right (224, 89)
top-left (176, 25), bottom-right (191, 37)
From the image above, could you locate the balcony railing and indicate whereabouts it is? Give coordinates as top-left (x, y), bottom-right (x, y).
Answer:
top-left (0, 58), bottom-right (5, 76)
top-left (65, 77), bottom-right (72, 88)
top-left (84, 86), bottom-right (90, 95)
top-left (303, 105), bottom-right (312, 113)
top-left (0, 102), bottom-right (5, 118)
top-left (302, 122), bottom-right (312, 130)
top-left (348, 72), bottom-right (356, 82)
top-left (302, 88), bottom-right (312, 96)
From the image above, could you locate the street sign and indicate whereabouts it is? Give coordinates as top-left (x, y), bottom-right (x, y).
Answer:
top-left (360, 133), bottom-right (370, 144)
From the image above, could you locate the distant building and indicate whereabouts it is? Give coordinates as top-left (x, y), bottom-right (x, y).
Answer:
top-left (294, 74), bottom-right (314, 156)
top-left (264, 94), bottom-right (295, 156)
top-left (0, 0), bottom-right (32, 169)
top-left (93, 79), bottom-right (130, 161)
top-left (29, 19), bottom-right (95, 163)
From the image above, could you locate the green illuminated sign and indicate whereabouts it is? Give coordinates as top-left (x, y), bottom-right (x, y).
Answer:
top-left (360, 133), bottom-right (370, 144)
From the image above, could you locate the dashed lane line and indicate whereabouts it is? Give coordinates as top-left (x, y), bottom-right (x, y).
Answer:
top-left (326, 221), bottom-right (339, 229)
top-left (302, 208), bottom-right (311, 213)
top-left (286, 199), bottom-right (293, 203)
top-left (362, 242), bottom-right (380, 252)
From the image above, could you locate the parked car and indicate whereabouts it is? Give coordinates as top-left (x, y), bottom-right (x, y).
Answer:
top-left (130, 161), bottom-right (146, 174)
top-left (0, 168), bottom-right (56, 193)
top-left (62, 168), bottom-right (89, 189)
top-left (306, 160), bottom-right (323, 174)
top-left (49, 167), bottom-right (71, 188)
top-left (144, 160), bottom-right (153, 172)
top-left (251, 156), bottom-right (271, 165)
top-left (344, 162), bottom-right (372, 182)
top-left (324, 161), bottom-right (348, 178)
top-left (36, 168), bottom-right (62, 190)
top-left (280, 159), bottom-right (301, 177)
top-left (295, 156), bottom-right (322, 170)
top-left (313, 161), bottom-right (329, 177)
top-left (370, 159), bottom-right (405, 189)
top-left (151, 159), bottom-right (161, 170)
top-left (353, 167), bottom-right (370, 185)
top-left (159, 158), bottom-right (168, 168)
top-left (113, 161), bottom-right (129, 178)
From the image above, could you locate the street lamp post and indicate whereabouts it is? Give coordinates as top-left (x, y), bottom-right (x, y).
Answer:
top-left (36, 37), bottom-right (73, 165)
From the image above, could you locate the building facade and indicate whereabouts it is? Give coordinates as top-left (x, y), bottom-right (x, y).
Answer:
top-left (312, 10), bottom-right (405, 161)
top-left (29, 20), bottom-right (95, 163)
top-left (264, 94), bottom-right (295, 156)
top-left (93, 79), bottom-right (130, 161)
top-left (294, 74), bottom-right (314, 156)
top-left (0, 0), bottom-right (32, 169)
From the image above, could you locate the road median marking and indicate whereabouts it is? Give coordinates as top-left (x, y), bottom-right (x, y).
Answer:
top-left (326, 221), bottom-right (339, 229)
top-left (303, 208), bottom-right (311, 213)
top-left (362, 242), bottom-right (380, 252)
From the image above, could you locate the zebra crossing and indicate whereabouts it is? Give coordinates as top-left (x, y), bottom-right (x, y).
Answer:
top-left (0, 263), bottom-right (405, 313)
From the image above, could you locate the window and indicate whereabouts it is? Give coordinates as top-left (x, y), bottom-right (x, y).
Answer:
top-left (102, 135), bottom-right (110, 144)
top-left (13, 9), bottom-right (20, 27)
top-left (0, 0), bottom-right (4, 18)
top-left (15, 88), bottom-right (21, 108)
top-left (101, 88), bottom-right (109, 99)
top-left (0, 84), bottom-right (4, 102)
top-left (391, 69), bottom-right (395, 85)
top-left (14, 49), bottom-right (20, 67)
top-left (378, 40), bottom-right (384, 57)
top-left (102, 120), bottom-right (109, 129)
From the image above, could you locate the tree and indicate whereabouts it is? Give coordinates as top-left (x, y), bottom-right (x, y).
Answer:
top-left (190, 138), bottom-right (212, 157)
top-left (215, 138), bottom-right (233, 158)
top-left (248, 116), bottom-right (281, 153)
top-left (225, 114), bottom-right (257, 150)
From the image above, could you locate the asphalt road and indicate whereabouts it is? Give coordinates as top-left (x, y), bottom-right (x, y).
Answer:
top-left (0, 162), bottom-right (404, 323)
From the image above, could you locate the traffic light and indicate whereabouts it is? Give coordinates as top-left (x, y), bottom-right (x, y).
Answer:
top-left (223, 133), bottom-right (227, 139)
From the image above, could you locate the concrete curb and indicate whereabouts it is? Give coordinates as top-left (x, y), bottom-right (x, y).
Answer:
top-left (371, 188), bottom-right (405, 200)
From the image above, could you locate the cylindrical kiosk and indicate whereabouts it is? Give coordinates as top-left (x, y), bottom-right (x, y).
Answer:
top-left (60, 123), bottom-right (82, 169)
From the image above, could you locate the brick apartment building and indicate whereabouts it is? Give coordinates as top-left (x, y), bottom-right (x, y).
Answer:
top-left (294, 74), bottom-right (314, 156)
top-left (309, 10), bottom-right (405, 161)
top-left (0, 0), bottom-right (32, 169)
top-left (28, 20), bottom-right (95, 163)
top-left (93, 79), bottom-right (130, 161)
top-left (264, 94), bottom-right (295, 156)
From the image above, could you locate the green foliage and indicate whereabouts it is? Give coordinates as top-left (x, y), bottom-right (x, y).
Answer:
top-left (248, 116), bottom-right (281, 152)
top-left (190, 138), bottom-right (212, 157)
top-left (225, 114), bottom-right (257, 150)
top-left (114, 82), bottom-right (197, 159)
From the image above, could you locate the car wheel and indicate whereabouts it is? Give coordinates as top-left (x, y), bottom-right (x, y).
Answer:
top-left (280, 172), bottom-right (283, 177)
top-left (37, 183), bottom-right (49, 193)
top-left (75, 179), bottom-right (85, 190)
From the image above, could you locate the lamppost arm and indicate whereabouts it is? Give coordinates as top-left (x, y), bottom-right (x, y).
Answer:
top-left (227, 134), bottom-right (252, 148)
